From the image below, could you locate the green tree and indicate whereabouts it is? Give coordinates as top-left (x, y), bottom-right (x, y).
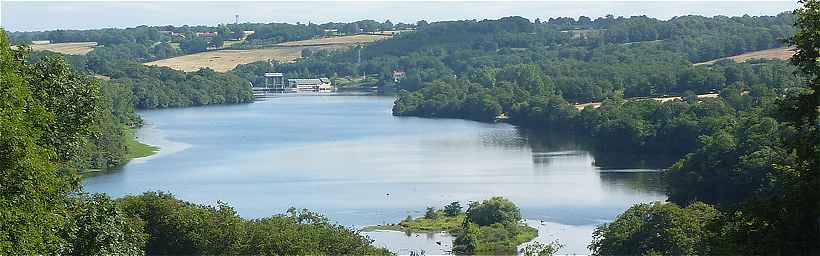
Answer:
top-left (0, 30), bottom-right (100, 254)
top-left (444, 201), bottom-right (463, 217)
top-left (780, 0), bottom-right (820, 251)
top-left (180, 37), bottom-right (208, 53)
top-left (453, 223), bottom-right (479, 255)
top-left (589, 202), bottom-right (720, 256)
top-left (466, 197), bottom-right (522, 226)
top-left (424, 207), bottom-right (438, 219)
top-left (61, 193), bottom-right (147, 256)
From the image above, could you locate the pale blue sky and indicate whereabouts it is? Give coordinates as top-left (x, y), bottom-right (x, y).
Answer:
top-left (1, 1), bottom-right (798, 32)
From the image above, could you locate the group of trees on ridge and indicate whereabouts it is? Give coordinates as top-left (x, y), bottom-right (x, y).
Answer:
top-left (8, 19), bottom-right (415, 59)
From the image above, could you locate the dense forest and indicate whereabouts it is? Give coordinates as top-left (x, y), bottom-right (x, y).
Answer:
top-left (592, 2), bottom-right (817, 253)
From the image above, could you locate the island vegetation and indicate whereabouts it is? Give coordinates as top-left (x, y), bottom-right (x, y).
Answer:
top-left (364, 198), bottom-right (545, 255)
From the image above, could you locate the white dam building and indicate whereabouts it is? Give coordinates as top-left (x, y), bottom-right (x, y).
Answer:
top-left (288, 78), bottom-right (334, 92)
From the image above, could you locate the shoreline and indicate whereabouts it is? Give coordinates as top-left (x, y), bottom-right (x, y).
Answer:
top-left (125, 128), bottom-right (160, 160)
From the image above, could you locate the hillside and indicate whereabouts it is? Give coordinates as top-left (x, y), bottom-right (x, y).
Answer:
top-left (144, 34), bottom-right (389, 72)
top-left (694, 47), bottom-right (795, 65)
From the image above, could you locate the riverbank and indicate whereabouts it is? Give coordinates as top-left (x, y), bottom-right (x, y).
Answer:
top-left (80, 129), bottom-right (158, 176)
top-left (125, 128), bottom-right (159, 159)
top-left (361, 214), bottom-right (464, 233)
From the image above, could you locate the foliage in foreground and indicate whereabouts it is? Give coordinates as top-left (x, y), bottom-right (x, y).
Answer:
top-left (118, 192), bottom-right (390, 255)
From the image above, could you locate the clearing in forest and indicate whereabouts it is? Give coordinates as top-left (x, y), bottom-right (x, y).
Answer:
top-left (694, 47), bottom-right (795, 66)
top-left (26, 42), bottom-right (98, 55)
top-left (144, 34), bottom-right (390, 72)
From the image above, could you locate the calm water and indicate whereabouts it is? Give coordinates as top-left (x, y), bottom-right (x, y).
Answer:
top-left (83, 95), bottom-right (666, 254)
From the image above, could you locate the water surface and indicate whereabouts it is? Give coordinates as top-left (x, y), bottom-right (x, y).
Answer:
top-left (83, 95), bottom-right (666, 254)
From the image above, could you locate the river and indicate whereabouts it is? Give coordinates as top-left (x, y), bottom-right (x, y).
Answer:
top-left (83, 95), bottom-right (667, 254)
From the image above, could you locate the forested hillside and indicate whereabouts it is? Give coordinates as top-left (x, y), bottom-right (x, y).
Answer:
top-left (9, 20), bottom-right (408, 60)
top-left (252, 13), bottom-right (793, 100)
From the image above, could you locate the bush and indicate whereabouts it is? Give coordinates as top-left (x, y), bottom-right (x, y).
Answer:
top-left (466, 197), bottom-right (522, 226)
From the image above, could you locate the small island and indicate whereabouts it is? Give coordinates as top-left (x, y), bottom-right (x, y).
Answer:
top-left (363, 197), bottom-right (547, 255)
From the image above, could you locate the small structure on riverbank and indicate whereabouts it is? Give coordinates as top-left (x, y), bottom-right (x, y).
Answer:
top-left (288, 78), bottom-right (334, 92)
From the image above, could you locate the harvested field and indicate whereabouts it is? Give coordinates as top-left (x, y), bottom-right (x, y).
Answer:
top-left (145, 35), bottom-right (390, 72)
top-left (144, 45), bottom-right (346, 72)
top-left (27, 42), bottom-right (97, 55)
top-left (694, 47), bottom-right (795, 66)
top-left (573, 93), bottom-right (719, 110)
top-left (275, 34), bottom-right (390, 47)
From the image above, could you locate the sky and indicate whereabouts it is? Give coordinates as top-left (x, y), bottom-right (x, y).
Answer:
top-left (1, 1), bottom-right (799, 32)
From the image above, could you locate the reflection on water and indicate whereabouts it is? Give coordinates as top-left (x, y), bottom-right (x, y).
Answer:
top-left (364, 230), bottom-right (454, 255)
top-left (83, 95), bottom-right (667, 254)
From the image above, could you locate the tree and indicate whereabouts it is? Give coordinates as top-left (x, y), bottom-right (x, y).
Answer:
top-left (453, 223), bottom-right (479, 254)
top-left (424, 207), bottom-right (438, 219)
top-left (520, 241), bottom-right (562, 256)
top-left (180, 37), bottom-right (208, 53)
top-left (61, 194), bottom-right (147, 256)
top-left (466, 197), bottom-right (521, 226)
top-left (780, 0), bottom-right (820, 252)
top-left (0, 30), bottom-right (101, 254)
top-left (589, 202), bottom-right (720, 256)
top-left (444, 201), bottom-right (463, 217)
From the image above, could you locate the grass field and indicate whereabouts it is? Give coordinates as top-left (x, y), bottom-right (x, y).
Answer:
top-left (573, 93), bottom-right (720, 110)
top-left (126, 129), bottom-right (158, 160)
top-left (145, 34), bottom-right (390, 72)
top-left (694, 47), bottom-right (795, 66)
top-left (27, 42), bottom-right (97, 55)
top-left (275, 34), bottom-right (390, 46)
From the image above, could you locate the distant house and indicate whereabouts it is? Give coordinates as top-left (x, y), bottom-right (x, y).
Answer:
top-left (31, 40), bottom-right (51, 45)
top-left (288, 78), bottom-right (333, 92)
top-left (159, 31), bottom-right (185, 39)
top-left (241, 30), bottom-right (255, 39)
top-left (392, 70), bottom-right (406, 82)
top-left (195, 32), bottom-right (218, 39)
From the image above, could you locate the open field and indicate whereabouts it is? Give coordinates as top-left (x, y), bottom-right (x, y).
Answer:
top-left (26, 42), bottom-right (97, 55)
top-left (145, 35), bottom-right (390, 72)
top-left (144, 45), bottom-right (347, 72)
top-left (275, 34), bottom-right (390, 47)
top-left (694, 47), bottom-right (795, 66)
top-left (573, 93), bottom-right (719, 110)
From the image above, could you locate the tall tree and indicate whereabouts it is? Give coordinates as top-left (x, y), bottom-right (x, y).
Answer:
top-left (782, 0), bottom-right (820, 251)
top-left (0, 29), bottom-right (98, 254)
